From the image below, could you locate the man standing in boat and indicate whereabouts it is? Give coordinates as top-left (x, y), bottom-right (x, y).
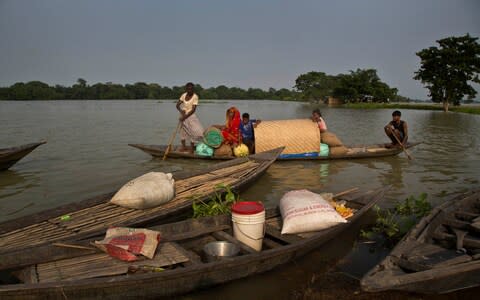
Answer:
top-left (384, 110), bottom-right (408, 148)
top-left (176, 82), bottom-right (204, 153)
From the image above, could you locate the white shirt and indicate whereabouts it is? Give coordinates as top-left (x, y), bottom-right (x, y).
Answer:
top-left (179, 93), bottom-right (199, 114)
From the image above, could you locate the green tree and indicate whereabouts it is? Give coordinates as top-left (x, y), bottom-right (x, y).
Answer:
top-left (414, 34), bottom-right (480, 112)
top-left (332, 69), bottom-right (397, 102)
top-left (294, 71), bottom-right (338, 101)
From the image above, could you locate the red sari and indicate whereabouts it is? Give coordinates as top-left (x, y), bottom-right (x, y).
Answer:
top-left (222, 107), bottom-right (241, 145)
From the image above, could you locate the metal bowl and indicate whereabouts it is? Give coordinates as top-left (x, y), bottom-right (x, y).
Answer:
top-left (203, 241), bottom-right (240, 262)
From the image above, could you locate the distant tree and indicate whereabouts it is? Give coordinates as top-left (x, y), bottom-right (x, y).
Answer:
top-left (294, 71), bottom-right (338, 101)
top-left (414, 34), bottom-right (480, 112)
top-left (77, 78), bottom-right (87, 88)
top-left (331, 69), bottom-right (397, 102)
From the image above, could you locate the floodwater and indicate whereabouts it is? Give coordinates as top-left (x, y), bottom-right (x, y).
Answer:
top-left (1, 100), bottom-right (479, 298)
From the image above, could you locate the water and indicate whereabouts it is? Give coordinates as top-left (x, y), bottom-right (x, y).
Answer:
top-left (1, 100), bottom-right (480, 297)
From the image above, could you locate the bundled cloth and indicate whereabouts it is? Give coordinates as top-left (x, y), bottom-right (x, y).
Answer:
top-left (110, 172), bottom-right (175, 209)
top-left (94, 227), bottom-right (161, 261)
top-left (321, 132), bottom-right (347, 155)
top-left (321, 131), bottom-right (343, 147)
top-left (203, 127), bottom-right (223, 148)
top-left (214, 143), bottom-right (233, 157)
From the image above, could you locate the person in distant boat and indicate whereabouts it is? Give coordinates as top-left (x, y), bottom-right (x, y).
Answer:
top-left (384, 110), bottom-right (408, 148)
top-left (240, 113), bottom-right (261, 154)
top-left (176, 82), bottom-right (204, 153)
top-left (221, 107), bottom-right (242, 146)
top-left (311, 109), bottom-right (327, 133)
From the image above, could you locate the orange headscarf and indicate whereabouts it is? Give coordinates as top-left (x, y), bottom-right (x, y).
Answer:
top-left (222, 107), bottom-right (241, 144)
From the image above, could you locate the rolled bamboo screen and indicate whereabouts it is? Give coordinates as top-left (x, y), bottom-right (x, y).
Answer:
top-left (254, 119), bottom-right (320, 154)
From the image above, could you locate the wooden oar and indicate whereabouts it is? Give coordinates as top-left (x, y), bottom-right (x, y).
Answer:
top-left (391, 131), bottom-right (412, 160)
top-left (163, 121), bottom-right (182, 160)
top-left (334, 187), bottom-right (359, 198)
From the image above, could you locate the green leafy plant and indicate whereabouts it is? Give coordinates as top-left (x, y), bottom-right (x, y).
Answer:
top-left (361, 193), bottom-right (432, 246)
top-left (192, 184), bottom-right (239, 218)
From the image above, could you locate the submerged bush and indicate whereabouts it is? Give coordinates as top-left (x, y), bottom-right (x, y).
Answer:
top-left (361, 193), bottom-right (432, 246)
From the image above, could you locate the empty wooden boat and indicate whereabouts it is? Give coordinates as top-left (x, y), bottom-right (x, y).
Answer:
top-left (0, 147), bottom-right (283, 270)
top-left (0, 141), bottom-right (46, 171)
top-left (361, 189), bottom-right (480, 294)
top-left (129, 142), bottom-right (421, 161)
top-left (0, 186), bottom-right (387, 299)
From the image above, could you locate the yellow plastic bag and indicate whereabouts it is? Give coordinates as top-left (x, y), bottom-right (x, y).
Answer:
top-left (234, 144), bottom-right (249, 157)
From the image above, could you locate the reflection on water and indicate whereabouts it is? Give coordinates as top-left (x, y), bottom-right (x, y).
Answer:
top-left (0, 171), bottom-right (36, 199)
top-left (0, 100), bottom-right (479, 298)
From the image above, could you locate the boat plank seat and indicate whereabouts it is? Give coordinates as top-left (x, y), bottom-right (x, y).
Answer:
top-left (471, 222), bottom-right (480, 232)
top-left (397, 241), bottom-right (472, 272)
top-left (455, 211), bottom-right (480, 221)
top-left (263, 237), bottom-right (283, 249)
top-left (168, 242), bottom-right (201, 265)
top-left (443, 218), bottom-right (472, 230)
top-left (433, 231), bottom-right (480, 249)
top-left (265, 224), bottom-right (303, 244)
top-left (211, 230), bottom-right (257, 254)
top-left (18, 242), bottom-right (189, 284)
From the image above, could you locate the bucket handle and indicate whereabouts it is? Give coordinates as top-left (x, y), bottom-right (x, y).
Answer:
top-left (235, 222), bottom-right (266, 241)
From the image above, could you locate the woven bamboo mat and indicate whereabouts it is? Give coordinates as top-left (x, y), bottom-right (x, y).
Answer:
top-left (27, 242), bottom-right (188, 283)
top-left (255, 119), bottom-right (320, 154)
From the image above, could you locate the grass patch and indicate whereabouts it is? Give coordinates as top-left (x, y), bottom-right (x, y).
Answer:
top-left (343, 102), bottom-right (480, 115)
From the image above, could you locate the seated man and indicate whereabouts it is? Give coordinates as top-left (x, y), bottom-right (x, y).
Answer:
top-left (239, 113), bottom-right (261, 154)
top-left (384, 110), bottom-right (408, 148)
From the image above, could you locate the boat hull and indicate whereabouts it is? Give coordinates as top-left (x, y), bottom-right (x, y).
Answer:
top-left (129, 142), bottom-right (421, 161)
top-left (0, 142), bottom-right (46, 171)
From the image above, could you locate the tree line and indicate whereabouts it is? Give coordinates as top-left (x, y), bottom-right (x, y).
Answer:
top-left (0, 69), bottom-right (401, 102)
top-left (0, 79), bottom-right (299, 101)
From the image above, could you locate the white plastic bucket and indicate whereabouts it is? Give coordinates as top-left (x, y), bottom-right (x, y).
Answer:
top-left (231, 202), bottom-right (265, 251)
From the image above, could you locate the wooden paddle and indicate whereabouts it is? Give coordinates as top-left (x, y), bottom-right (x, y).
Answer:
top-left (391, 130), bottom-right (413, 160)
top-left (163, 121), bottom-right (182, 160)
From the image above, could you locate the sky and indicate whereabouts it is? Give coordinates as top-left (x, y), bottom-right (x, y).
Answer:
top-left (0, 0), bottom-right (479, 99)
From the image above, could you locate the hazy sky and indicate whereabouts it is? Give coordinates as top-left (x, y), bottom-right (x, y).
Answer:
top-left (1, 0), bottom-right (479, 99)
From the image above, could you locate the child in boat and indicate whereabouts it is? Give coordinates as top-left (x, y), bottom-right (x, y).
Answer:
top-left (221, 107), bottom-right (241, 146)
top-left (311, 109), bottom-right (327, 133)
top-left (384, 110), bottom-right (408, 148)
top-left (239, 113), bottom-right (261, 154)
top-left (176, 82), bottom-right (204, 153)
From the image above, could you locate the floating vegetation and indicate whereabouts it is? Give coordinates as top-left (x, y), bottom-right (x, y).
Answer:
top-left (192, 184), bottom-right (239, 218)
top-left (361, 193), bottom-right (432, 246)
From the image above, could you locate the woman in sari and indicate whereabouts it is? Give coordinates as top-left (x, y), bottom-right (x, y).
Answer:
top-left (221, 107), bottom-right (241, 146)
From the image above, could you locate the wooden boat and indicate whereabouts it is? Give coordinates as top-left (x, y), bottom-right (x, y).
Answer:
top-left (129, 142), bottom-right (421, 161)
top-left (361, 189), bottom-right (480, 294)
top-left (0, 147), bottom-right (283, 269)
top-left (0, 141), bottom-right (46, 171)
top-left (0, 186), bottom-right (387, 299)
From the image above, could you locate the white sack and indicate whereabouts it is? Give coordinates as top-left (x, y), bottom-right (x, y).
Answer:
top-left (110, 172), bottom-right (175, 209)
top-left (280, 189), bottom-right (346, 234)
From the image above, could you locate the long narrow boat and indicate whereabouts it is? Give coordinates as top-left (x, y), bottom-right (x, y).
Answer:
top-left (129, 142), bottom-right (421, 161)
top-left (0, 186), bottom-right (387, 299)
top-left (361, 189), bottom-right (480, 294)
top-left (0, 141), bottom-right (46, 171)
top-left (0, 147), bottom-right (283, 269)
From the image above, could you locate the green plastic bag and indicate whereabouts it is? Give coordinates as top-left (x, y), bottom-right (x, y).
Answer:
top-left (319, 143), bottom-right (329, 157)
top-left (196, 142), bottom-right (214, 157)
top-left (203, 127), bottom-right (223, 148)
